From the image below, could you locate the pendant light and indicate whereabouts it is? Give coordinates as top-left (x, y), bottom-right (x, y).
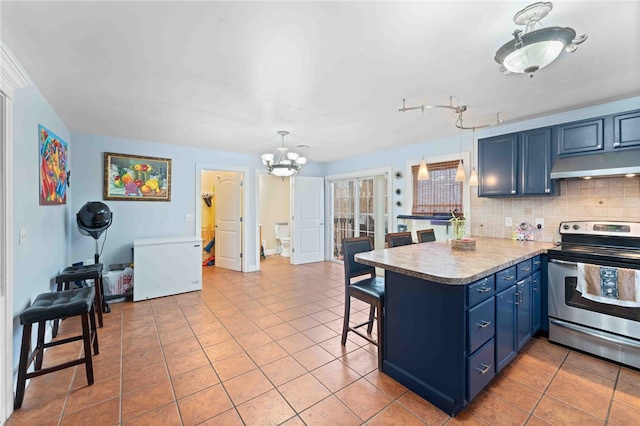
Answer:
top-left (417, 107), bottom-right (429, 180)
top-left (469, 127), bottom-right (479, 187)
top-left (455, 126), bottom-right (466, 182)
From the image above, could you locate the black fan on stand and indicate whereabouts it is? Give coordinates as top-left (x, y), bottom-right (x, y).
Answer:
top-left (77, 201), bottom-right (113, 264)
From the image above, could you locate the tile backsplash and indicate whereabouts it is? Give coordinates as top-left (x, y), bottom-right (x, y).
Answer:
top-left (469, 177), bottom-right (640, 242)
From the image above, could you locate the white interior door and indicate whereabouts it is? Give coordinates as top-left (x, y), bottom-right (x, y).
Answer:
top-left (0, 92), bottom-right (7, 423)
top-left (291, 176), bottom-right (325, 265)
top-left (215, 173), bottom-right (242, 271)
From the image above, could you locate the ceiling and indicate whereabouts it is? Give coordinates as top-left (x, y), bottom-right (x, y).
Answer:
top-left (2, 1), bottom-right (639, 163)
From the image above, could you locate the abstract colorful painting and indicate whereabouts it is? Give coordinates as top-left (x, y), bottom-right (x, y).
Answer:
top-left (39, 125), bottom-right (68, 205)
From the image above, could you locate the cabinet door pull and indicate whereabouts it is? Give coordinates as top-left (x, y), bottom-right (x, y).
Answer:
top-left (533, 287), bottom-right (539, 293)
top-left (614, 142), bottom-right (621, 147)
top-left (533, 260), bottom-right (541, 265)
top-left (477, 286), bottom-right (491, 293)
top-left (521, 267), bottom-right (531, 272)
top-left (477, 364), bottom-right (491, 375)
top-left (515, 291), bottom-right (521, 306)
top-left (510, 190), bottom-right (516, 194)
top-left (503, 275), bottom-right (515, 281)
top-left (476, 320), bottom-right (492, 329)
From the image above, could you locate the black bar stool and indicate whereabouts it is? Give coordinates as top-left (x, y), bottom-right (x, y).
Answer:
top-left (14, 287), bottom-right (99, 409)
top-left (53, 263), bottom-right (107, 337)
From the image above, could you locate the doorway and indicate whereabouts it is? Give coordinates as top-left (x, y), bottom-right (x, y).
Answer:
top-left (258, 174), bottom-right (291, 258)
top-left (197, 167), bottom-right (244, 272)
top-left (327, 168), bottom-right (391, 261)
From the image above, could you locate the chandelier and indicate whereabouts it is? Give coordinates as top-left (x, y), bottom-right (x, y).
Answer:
top-left (261, 130), bottom-right (307, 178)
top-left (494, 2), bottom-right (587, 78)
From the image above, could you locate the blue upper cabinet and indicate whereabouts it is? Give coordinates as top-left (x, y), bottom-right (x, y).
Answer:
top-left (479, 129), bottom-right (553, 197)
top-left (478, 133), bottom-right (518, 196)
top-left (521, 128), bottom-right (553, 195)
top-left (557, 118), bottom-right (604, 155)
top-left (613, 110), bottom-right (640, 149)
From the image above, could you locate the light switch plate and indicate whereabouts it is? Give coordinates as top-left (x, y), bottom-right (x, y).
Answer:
top-left (505, 217), bottom-right (512, 227)
top-left (19, 227), bottom-right (27, 245)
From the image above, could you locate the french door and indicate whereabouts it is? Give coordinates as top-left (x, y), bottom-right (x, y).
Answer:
top-left (329, 173), bottom-right (388, 261)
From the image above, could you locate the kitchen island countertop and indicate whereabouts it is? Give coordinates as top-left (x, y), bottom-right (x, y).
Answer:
top-left (355, 237), bottom-right (555, 285)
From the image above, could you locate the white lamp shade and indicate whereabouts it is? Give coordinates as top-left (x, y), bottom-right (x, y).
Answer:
top-left (287, 152), bottom-right (299, 161)
top-left (503, 40), bottom-right (565, 73)
top-left (469, 168), bottom-right (479, 186)
top-left (455, 160), bottom-right (466, 182)
top-left (298, 156), bottom-right (307, 165)
top-left (271, 167), bottom-right (296, 177)
top-left (261, 153), bottom-right (274, 164)
top-left (417, 159), bottom-right (429, 180)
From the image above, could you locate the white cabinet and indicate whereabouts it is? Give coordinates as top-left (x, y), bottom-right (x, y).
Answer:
top-left (133, 236), bottom-right (202, 301)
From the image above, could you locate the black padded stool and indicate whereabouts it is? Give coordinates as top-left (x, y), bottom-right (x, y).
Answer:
top-left (14, 287), bottom-right (99, 410)
top-left (54, 263), bottom-right (107, 337)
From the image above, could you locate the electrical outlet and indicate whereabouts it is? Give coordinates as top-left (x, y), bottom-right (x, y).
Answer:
top-left (185, 214), bottom-right (194, 222)
top-left (535, 218), bottom-right (544, 229)
top-left (505, 217), bottom-right (512, 227)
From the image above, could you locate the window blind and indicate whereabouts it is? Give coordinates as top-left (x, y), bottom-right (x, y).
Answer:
top-left (411, 160), bottom-right (464, 215)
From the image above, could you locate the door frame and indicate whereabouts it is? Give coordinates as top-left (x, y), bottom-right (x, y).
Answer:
top-left (325, 167), bottom-right (392, 261)
top-left (195, 163), bottom-right (250, 273)
top-left (1, 44), bottom-right (31, 422)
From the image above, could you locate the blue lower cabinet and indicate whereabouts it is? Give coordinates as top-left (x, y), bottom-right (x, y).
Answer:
top-left (517, 277), bottom-right (533, 350)
top-left (467, 339), bottom-right (495, 401)
top-left (532, 271), bottom-right (542, 334)
top-left (495, 285), bottom-right (517, 372)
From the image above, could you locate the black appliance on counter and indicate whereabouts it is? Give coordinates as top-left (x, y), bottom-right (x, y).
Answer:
top-left (547, 221), bottom-right (640, 369)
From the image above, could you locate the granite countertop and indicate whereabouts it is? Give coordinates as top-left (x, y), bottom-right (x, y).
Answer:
top-left (355, 237), bottom-right (555, 285)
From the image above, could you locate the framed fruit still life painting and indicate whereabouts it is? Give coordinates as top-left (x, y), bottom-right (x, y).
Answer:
top-left (104, 152), bottom-right (171, 201)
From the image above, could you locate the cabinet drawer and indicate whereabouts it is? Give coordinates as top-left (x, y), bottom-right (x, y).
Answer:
top-left (532, 255), bottom-right (542, 272)
top-left (496, 266), bottom-right (517, 292)
top-left (467, 276), bottom-right (495, 307)
top-left (467, 338), bottom-right (495, 401)
top-left (517, 259), bottom-right (533, 280)
top-left (468, 297), bottom-right (495, 354)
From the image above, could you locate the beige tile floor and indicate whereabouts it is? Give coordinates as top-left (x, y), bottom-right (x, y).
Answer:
top-left (6, 256), bottom-right (640, 425)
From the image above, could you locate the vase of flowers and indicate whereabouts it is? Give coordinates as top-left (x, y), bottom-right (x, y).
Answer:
top-left (449, 212), bottom-right (466, 240)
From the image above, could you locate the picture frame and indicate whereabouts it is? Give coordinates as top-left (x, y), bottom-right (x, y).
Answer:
top-left (103, 152), bottom-right (171, 201)
top-left (39, 125), bottom-right (68, 205)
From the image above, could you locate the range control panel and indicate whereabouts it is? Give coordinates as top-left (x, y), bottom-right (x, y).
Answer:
top-left (559, 221), bottom-right (640, 237)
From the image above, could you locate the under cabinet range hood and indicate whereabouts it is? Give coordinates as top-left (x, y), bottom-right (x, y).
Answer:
top-left (550, 150), bottom-right (640, 179)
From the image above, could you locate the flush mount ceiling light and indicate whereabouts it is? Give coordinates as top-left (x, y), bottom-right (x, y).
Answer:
top-left (261, 130), bottom-right (307, 178)
top-left (495, 2), bottom-right (587, 78)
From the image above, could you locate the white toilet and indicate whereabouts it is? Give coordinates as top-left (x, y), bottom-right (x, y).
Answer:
top-left (274, 223), bottom-right (291, 257)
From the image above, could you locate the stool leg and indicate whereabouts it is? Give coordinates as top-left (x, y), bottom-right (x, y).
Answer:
top-left (80, 312), bottom-right (94, 385)
top-left (52, 281), bottom-right (64, 338)
top-left (89, 303), bottom-right (99, 355)
top-left (34, 321), bottom-right (46, 371)
top-left (94, 277), bottom-right (104, 326)
top-left (14, 323), bottom-right (32, 410)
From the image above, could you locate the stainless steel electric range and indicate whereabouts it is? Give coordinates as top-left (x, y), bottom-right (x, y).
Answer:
top-left (547, 221), bottom-right (640, 369)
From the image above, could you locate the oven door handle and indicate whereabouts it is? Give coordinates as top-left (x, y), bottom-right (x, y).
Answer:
top-left (550, 319), bottom-right (640, 350)
top-left (549, 259), bottom-right (578, 266)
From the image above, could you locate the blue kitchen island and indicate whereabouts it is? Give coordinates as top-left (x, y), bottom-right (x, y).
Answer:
top-left (355, 237), bottom-right (553, 416)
